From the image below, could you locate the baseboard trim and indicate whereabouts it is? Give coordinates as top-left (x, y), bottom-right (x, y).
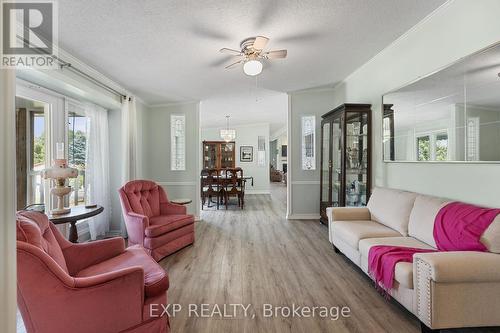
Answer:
top-left (245, 190), bottom-right (271, 195)
top-left (286, 214), bottom-right (321, 220)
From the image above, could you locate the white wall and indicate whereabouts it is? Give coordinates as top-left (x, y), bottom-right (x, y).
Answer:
top-left (201, 123), bottom-right (271, 194)
top-left (142, 102), bottom-right (201, 218)
top-left (331, 0), bottom-right (500, 207)
top-left (288, 89), bottom-right (336, 219)
top-left (0, 69), bottom-right (17, 333)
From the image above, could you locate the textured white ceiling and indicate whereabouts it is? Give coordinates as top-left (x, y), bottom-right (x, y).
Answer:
top-left (200, 90), bottom-right (288, 133)
top-left (57, 0), bottom-right (446, 105)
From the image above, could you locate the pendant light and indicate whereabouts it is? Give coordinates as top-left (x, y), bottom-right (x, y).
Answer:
top-left (220, 115), bottom-right (236, 142)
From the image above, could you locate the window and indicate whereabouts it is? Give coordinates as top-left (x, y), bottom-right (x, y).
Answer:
top-left (301, 115), bottom-right (316, 170)
top-left (257, 135), bottom-right (266, 167)
top-left (417, 136), bottom-right (430, 161)
top-left (67, 108), bottom-right (88, 206)
top-left (29, 110), bottom-right (46, 205)
top-left (466, 117), bottom-right (480, 161)
top-left (416, 131), bottom-right (448, 161)
top-left (171, 115), bottom-right (185, 170)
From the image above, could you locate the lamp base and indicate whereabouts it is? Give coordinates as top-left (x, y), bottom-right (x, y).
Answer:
top-left (50, 207), bottom-right (71, 215)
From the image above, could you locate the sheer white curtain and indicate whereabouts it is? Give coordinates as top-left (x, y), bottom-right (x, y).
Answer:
top-left (84, 103), bottom-right (111, 239)
top-left (121, 96), bottom-right (138, 182)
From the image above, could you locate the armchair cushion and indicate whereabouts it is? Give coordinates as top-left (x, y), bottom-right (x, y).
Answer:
top-left (76, 245), bottom-right (169, 297)
top-left (16, 210), bottom-right (69, 273)
top-left (414, 251), bottom-right (500, 283)
top-left (122, 180), bottom-right (162, 217)
top-left (147, 215), bottom-right (194, 238)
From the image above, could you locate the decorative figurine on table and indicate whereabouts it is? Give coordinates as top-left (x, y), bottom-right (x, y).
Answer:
top-left (42, 143), bottom-right (78, 215)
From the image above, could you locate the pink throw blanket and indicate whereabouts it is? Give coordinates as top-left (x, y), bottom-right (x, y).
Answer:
top-left (368, 246), bottom-right (435, 292)
top-left (368, 202), bottom-right (500, 293)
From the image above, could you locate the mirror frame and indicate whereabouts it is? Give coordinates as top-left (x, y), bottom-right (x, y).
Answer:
top-left (381, 41), bottom-right (500, 164)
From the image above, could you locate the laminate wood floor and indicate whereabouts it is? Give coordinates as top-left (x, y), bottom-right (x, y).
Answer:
top-left (160, 184), bottom-right (500, 333)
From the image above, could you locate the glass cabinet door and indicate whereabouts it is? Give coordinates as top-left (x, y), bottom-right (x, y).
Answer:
top-left (203, 143), bottom-right (217, 169)
top-left (344, 112), bottom-right (369, 206)
top-left (220, 142), bottom-right (234, 168)
top-left (331, 116), bottom-right (342, 207)
top-left (320, 121), bottom-right (331, 220)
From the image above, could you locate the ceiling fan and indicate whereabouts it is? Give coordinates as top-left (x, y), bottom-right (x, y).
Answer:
top-left (219, 36), bottom-right (287, 76)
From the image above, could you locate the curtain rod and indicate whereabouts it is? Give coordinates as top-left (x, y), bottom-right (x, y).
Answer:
top-left (16, 34), bottom-right (128, 100)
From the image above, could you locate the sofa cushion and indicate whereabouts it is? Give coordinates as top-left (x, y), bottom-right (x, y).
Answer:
top-left (146, 214), bottom-right (194, 238)
top-left (331, 220), bottom-right (400, 250)
top-left (481, 215), bottom-right (500, 253)
top-left (359, 237), bottom-right (433, 289)
top-left (76, 245), bottom-right (168, 297)
top-left (367, 187), bottom-right (417, 236)
top-left (16, 211), bottom-right (69, 273)
top-left (408, 195), bottom-right (450, 248)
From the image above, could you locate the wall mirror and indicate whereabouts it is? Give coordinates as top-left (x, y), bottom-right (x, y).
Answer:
top-left (383, 43), bottom-right (500, 163)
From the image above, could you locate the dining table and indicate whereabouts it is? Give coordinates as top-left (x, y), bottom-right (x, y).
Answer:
top-left (200, 172), bottom-right (253, 208)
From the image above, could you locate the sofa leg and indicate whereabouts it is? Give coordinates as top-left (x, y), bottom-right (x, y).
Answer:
top-left (332, 244), bottom-right (340, 254)
top-left (420, 322), bottom-right (439, 333)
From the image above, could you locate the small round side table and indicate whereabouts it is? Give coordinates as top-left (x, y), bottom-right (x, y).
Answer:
top-left (170, 198), bottom-right (192, 205)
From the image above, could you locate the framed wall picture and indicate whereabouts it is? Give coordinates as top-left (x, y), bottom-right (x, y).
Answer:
top-left (240, 146), bottom-right (253, 162)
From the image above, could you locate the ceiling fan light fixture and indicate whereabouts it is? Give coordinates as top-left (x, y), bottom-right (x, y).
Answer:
top-left (243, 59), bottom-right (263, 76)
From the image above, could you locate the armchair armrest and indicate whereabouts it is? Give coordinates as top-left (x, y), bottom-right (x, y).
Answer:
top-left (124, 212), bottom-right (149, 245)
top-left (17, 244), bottom-right (145, 333)
top-left (160, 201), bottom-right (187, 215)
top-left (327, 207), bottom-right (371, 223)
top-left (414, 251), bottom-right (500, 283)
top-left (62, 237), bottom-right (126, 275)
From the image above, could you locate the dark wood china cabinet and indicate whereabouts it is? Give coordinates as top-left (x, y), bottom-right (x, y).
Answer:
top-left (320, 104), bottom-right (372, 224)
top-left (202, 141), bottom-right (236, 169)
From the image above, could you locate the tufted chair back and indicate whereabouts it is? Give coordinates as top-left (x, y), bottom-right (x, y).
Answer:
top-left (119, 180), bottom-right (168, 218)
top-left (16, 210), bottom-right (69, 273)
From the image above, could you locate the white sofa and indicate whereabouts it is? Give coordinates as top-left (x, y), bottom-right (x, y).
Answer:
top-left (327, 187), bottom-right (500, 333)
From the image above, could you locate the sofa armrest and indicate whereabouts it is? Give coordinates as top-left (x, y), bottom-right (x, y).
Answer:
top-left (414, 251), bottom-right (500, 329)
top-left (63, 237), bottom-right (126, 275)
top-left (327, 207), bottom-right (371, 223)
top-left (414, 251), bottom-right (500, 283)
top-left (160, 202), bottom-right (187, 215)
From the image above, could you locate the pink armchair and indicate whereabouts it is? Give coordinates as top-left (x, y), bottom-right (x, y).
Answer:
top-left (119, 180), bottom-right (195, 261)
top-left (16, 210), bottom-right (169, 333)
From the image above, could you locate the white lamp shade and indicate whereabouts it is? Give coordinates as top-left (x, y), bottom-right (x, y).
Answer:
top-left (220, 129), bottom-right (236, 142)
top-left (243, 60), bottom-right (263, 76)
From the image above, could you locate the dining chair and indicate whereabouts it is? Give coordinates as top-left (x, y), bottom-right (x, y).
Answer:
top-left (222, 168), bottom-right (244, 209)
top-left (201, 168), bottom-right (220, 210)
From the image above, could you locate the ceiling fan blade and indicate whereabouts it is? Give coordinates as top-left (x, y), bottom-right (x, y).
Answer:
top-left (252, 36), bottom-right (269, 50)
top-left (220, 48), bottom-right (243, 56)
top-left (225, 60), bottom-right (243, 69)
top-left (264, 49), bottom-right (287, 59)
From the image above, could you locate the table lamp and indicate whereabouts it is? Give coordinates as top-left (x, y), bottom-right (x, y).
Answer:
top-left (42, 143), bottom-right (78, 215)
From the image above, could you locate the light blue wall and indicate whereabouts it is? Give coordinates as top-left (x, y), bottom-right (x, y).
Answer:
top-left (142, 102), bottom-right (201, 218)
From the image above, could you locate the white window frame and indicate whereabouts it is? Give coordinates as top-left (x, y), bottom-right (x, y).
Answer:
top-left (170, 114), bottom-right (186, 171)
top-left (16, 81), bottom-right (66, 210)
top-left (415, 129), bottom-right (449, 161)
top-left (466, 117), bottom-right (480, 161)
top-left (301, 115), bottom-right (316, 170)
